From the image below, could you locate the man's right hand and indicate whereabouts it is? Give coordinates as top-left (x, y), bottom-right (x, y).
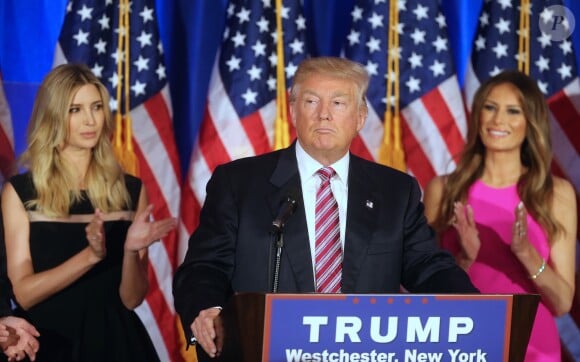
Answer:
top-left (190, 307), bottom-right (223, 359)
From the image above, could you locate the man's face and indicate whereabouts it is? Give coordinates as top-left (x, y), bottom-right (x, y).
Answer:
top-left (290, 73), bottom-right (367, 165)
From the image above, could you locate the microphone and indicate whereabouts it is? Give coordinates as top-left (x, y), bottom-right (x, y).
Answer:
top-left (271, 196), bottom-right (297, 232)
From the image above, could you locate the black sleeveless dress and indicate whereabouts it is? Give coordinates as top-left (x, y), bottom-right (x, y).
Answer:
top-left (9, 173), bottom-right (159, 362)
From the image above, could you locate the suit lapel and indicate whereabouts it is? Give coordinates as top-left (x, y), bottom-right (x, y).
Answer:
top-left (267, 145), bottom-right (315, 292)
top-left (342, 156), bottom-right (379, 292)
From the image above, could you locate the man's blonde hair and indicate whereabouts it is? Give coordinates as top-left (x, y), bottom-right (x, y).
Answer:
top-left (290, 57), bottom-right (369, 111)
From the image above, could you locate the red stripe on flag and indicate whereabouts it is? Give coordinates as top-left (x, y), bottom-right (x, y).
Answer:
top-left (401, 114), bottom-right (436, 189)
top-left (548, 91), bottom-right (580, 155)
top-left (286, 99), bottom-right (297, 142)
top-left (241, 112), bottom-right (271, 155)
top-left (199, 106), bottom-right (232, 171)
top-left (131, 141), bottom-right (181, 359)
top-left (134, 143), bottom-right (178, 264)
top-left (350, 134), bottom-right (374, 161)
top-left (145, 262), bottom-right (182, 362)
top-left (421, 89), bottom-right (465, 163)
top-left (0, 128), bottom-right (14, 178)
top-left (143, 93), bottom-right (182, 180)
top-left (0, 72), bottom-right (14, 179)
top-left (180, 182), bottom-right (202, 236)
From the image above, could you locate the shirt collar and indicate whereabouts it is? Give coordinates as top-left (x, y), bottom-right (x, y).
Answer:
top-left (295, 140), bottom-right (349, 184)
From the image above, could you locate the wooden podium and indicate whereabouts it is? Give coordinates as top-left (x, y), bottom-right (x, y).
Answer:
top-left (198, 293), bottom-right (539, 362)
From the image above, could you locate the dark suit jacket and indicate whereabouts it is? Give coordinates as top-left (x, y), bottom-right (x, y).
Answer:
top-left (173, 143), bottom-right (477, 339)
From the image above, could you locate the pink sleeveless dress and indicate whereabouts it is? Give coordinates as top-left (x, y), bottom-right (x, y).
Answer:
top-left (440, 180), bottom-right (559, 361)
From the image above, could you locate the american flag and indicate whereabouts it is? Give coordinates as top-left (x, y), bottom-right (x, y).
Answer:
top-left (54, 1), bottom-right (183, 360)
top-left (179, 0), bottom-right (308, 261)
top-left (343, 0), bottom-right (467, 188)
top-left (0, 72), bottom-right (15, 184)
top-left (464, 0), bottom-right (580, 359)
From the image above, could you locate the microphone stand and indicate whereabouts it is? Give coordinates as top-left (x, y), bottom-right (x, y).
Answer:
top-left (271, 229), bottom-right (284, 293)
top-left (269, 196), bottom-right (296, 292)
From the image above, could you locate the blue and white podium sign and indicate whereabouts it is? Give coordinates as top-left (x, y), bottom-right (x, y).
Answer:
top-left (262, 294), bottom-right (516, 362)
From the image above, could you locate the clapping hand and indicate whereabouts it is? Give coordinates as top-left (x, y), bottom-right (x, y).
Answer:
top-left (0, 316), bottom-right (40, 361)
top-left (85, 208), bottom-right (106, 260)
top-left (451, 201), bottom-right (481, 269)
top-left (511, 201), bottom-right (530, 255)
top-left (0, 323), bottom-right (8, 343)
top-left (124, 204), bottom-right (177, 252)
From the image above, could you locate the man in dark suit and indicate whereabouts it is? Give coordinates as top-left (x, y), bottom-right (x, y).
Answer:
top-left (173, 57), bottom-right (478, 359)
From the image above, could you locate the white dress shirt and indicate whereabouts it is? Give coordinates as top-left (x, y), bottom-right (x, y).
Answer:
top-left (295, 140), bottom-right (349, 278)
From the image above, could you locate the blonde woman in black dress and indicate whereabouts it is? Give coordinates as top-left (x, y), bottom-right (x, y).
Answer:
top-left (1, 64), bottom-right (176, 361)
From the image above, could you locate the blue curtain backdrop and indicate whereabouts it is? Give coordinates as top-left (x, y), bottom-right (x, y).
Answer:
top-left (2, 0), bottom-right (580, 176)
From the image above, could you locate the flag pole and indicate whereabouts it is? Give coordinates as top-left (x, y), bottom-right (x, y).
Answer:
top-left (274, 0), bottom-right (289, 150)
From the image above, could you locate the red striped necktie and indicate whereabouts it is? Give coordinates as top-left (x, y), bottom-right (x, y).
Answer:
top-left (314, 167), bottom-right (342, 293)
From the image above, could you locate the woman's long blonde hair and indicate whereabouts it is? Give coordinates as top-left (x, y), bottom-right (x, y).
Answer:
top-left (20, 63), bottom-right (130, 217)
top-left (432, 70), bottom-right (562, 242)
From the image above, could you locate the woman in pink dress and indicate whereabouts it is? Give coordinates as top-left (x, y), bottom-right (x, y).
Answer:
top-left (424, 70), bottom-right (576, 361)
